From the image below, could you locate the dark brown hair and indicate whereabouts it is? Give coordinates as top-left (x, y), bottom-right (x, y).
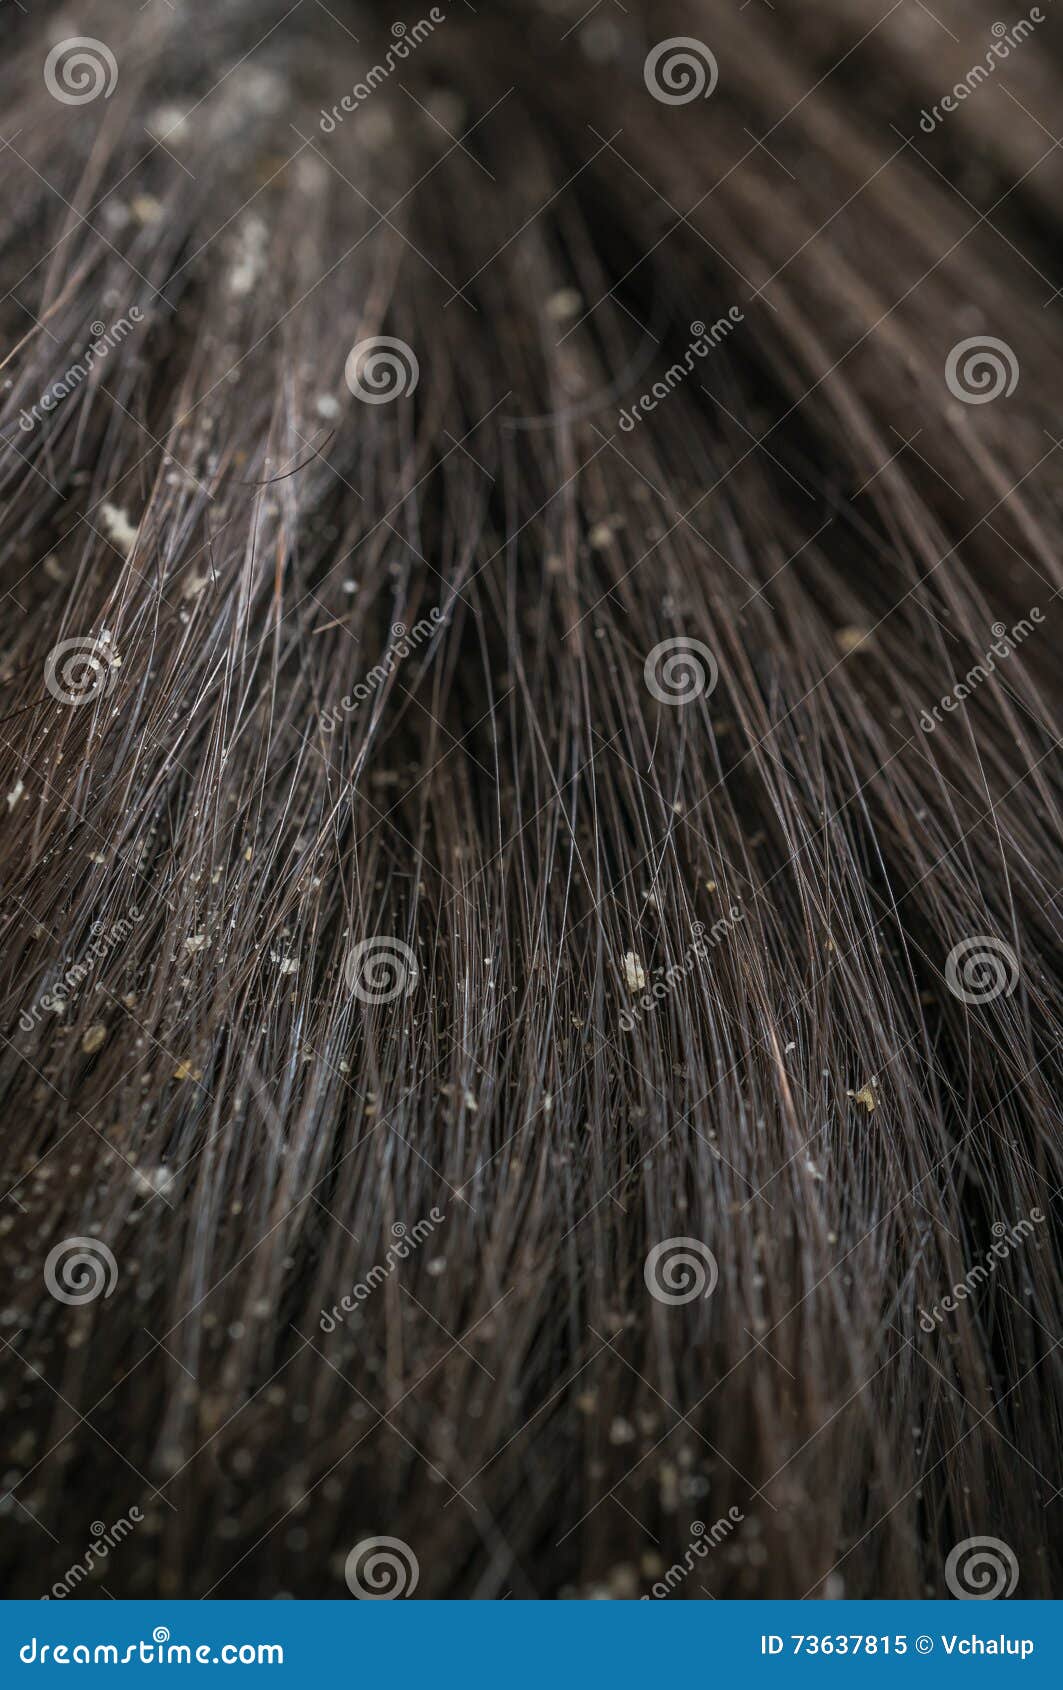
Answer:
top-left (0, 0), bottom-right (1060, 1600)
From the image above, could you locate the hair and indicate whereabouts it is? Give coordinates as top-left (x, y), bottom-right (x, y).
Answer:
top-left (0, 0), bottom-right (1060, 1601)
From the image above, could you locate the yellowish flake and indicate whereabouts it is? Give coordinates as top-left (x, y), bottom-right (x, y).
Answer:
top-left (132, 194), bottom-right (163, 225)
top-left (100, 502), bottom-right (139, 555)
top-left (545, 288), bottom-right (582, 322)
